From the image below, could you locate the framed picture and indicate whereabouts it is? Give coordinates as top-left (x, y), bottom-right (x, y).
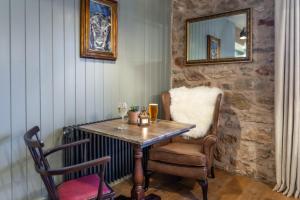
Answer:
top-left (80, 0), bottom-right (118, 60)
top-left (207, 35), bottom-right (221, 59)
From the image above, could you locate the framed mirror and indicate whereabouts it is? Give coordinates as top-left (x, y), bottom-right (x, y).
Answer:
top-left (186, 8), bottom-right (252, 65)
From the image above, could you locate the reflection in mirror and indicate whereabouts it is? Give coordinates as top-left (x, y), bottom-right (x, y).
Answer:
top-left (186, 9), bottom-right (252, 64)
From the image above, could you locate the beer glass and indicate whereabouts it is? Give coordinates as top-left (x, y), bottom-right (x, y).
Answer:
top-left (148, 103), bottom-right (158, 123)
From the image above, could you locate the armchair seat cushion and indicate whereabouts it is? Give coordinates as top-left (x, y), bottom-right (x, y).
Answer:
top-left (148, 160), bottom-right (207, 179)
top-left (58, 174), bottom-right (111, 200)
top-left (149, 142), bottom-right (207, 167)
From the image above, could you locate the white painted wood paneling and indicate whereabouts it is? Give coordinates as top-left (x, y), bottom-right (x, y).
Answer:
top-left (163, 0), bottom-right (171, 92)
top-left (0, 0), bottom-right (171, 199)
top-left (0, 0), bottom-right (12, 199)
top-left (10, 0), bottom-right (27, 199)
top-left (75, 0), bottom-right (87, 125)
top-left (103, 60), bottom-right (119, 119)
top-left (120, 0), bottom-right (146, 107)
top-left (145, 0), bottom-right (151, 108)
top-left (52, 0), bottom-right (65, 184)
top-left (53, 0), bottom-right (65, 134)
top-left (146, 0), bottom-right (163, 105)
top-left (95, 60), bottom-right (104, 121)
top-left (64, 0), bottom-right (76, 126)
top-left (40, 0), bottom-right (54, 148)
top-left (86, 59), bottom-right (96, 122)
top-left (40, 0), bottom-right (54, 196)
top-left (25, 0), bottom-right (42, 198)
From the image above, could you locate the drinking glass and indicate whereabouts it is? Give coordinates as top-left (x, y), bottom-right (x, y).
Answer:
top-left (148, 103), bottom-right (158, 123)
top-left (117, 102), bottom-right (128, 130)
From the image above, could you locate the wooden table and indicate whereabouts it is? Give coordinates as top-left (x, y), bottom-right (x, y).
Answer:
top-left (80, 119), bottom-right (195, 200)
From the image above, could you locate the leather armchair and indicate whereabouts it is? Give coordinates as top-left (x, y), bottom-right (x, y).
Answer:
top-left (146, 91), bottom-right (222, 200)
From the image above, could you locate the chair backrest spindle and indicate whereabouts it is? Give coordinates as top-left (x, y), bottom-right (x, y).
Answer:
top-left (24, 126), bottom-right (58, 199)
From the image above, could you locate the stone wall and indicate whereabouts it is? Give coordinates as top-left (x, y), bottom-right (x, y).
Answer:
top-left (171, 0), bottom-right (275, 182)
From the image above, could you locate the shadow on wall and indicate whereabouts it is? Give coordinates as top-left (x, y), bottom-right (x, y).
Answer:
top-left (214, 92), bottom-right (241, 175)
top-left (215, 90), bottom-right (275, 184)
top-left (0, 134), bottom-right (13, 198)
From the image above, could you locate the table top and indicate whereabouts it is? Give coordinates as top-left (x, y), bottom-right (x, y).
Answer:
top-left (79, 119), bottom-right (195, 148)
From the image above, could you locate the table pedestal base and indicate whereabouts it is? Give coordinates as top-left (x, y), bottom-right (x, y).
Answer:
top-left (116, 146), bottom-right (161, 200)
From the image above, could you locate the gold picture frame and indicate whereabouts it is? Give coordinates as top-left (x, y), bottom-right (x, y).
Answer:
top-left (80, 0), bottom-right (118, 60)
top-left (185, 8), bottom-right (252, 65)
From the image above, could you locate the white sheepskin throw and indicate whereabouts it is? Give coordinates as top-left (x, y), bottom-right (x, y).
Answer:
top-left (170, 86), bottom-right (222, 139)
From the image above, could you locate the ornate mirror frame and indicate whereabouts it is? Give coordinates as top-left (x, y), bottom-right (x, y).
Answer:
top-left (185, 8), bottom-right (252, 65)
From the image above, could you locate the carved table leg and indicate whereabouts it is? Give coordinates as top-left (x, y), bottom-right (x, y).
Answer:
top-left (131, 145), bottom-right (145, 200)
top-left (116, 145), bottom-right (160, 200)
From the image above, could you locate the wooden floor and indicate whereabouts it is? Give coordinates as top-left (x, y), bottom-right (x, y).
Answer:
top-left (112, 169), bottom-right (295, 200)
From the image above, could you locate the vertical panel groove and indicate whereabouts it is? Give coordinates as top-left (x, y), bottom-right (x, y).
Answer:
top-left (63, 0), bottom-right (66, 126)
top-left (51, 0), bottom-right (55, 146)
top-left (38, 11), bottom-right (42, 200)
top-left (74, 0), bottom-right (77, 124)
top-left (9, 0), bottom-right (13, 198)
top-left (24, 0), bottom-right (28, 198)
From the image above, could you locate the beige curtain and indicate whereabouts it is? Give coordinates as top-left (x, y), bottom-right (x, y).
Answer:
top-left (274, 0), bottom-right (300, 198)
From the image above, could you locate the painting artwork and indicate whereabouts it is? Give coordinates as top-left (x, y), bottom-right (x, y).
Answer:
top-left (81, 0), bottom-right (118, 60)
top-left (207, 35), bottom-right (221, 59)
top-left (89, 1), bottom-right (111, 51)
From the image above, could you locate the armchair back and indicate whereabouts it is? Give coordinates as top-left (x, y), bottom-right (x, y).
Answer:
top-left (161, 91), bottom-right (222, 139)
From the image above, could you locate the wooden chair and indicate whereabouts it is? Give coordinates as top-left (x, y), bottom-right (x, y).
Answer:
top-left (145, 92), bottom-right (222, 200)
top-left (24, 126), bottom-right (115, 200)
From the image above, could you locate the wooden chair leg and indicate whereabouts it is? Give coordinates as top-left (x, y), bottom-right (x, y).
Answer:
top-left (144, 171), bottom-right (153, 191)
top-left (199, 179), bottom-right (208, 200)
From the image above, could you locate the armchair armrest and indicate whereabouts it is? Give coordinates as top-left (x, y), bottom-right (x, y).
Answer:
top-left (201, 134), bottom-right (218, 154)
top-left (43, 139), bottom-right (90, 157)
top-left (201, 134), bottom-right (218, 171)
top-left (211, 93), bottom-right (222, 135)
top-left (36, 156), bottom-right (111, 176)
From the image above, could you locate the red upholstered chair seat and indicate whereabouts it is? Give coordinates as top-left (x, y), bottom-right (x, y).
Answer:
top-left (58, 174), bottom-right (111, 200)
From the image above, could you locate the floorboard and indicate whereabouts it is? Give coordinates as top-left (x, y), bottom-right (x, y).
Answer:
top-left (112, 169), bottom-right (295, 200)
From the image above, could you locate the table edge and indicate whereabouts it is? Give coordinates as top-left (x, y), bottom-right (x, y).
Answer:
top-left (79, 121), bottom-right (196, 148)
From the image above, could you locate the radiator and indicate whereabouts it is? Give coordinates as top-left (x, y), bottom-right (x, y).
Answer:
top-left (63, 122), bottom-right (150, 183)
